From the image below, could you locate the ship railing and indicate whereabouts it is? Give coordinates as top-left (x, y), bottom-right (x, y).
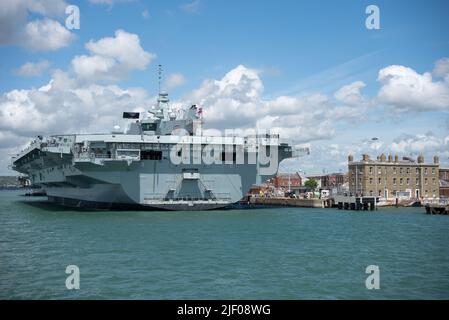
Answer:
top-left (171, 197), bottom-right (232, 202)
top-left (145, 197), bottom-right (232, 203)
top-left (144, 195), bottom-right (232, 202)
top-left (92, 154), bottom-right (113, 159)
top-left (74, 152), bottom-right (114, 161)
top-left (244, 134), bottom-right (280, 146)
top-left (16, 140), bottom-right (41, 159)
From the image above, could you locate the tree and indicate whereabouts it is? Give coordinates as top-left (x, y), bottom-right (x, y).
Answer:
top-left (304, 178), bottom-right (318, 190)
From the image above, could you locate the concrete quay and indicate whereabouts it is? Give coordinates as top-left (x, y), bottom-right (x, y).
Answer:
top-left (248, 197), bottom-right (332, 208)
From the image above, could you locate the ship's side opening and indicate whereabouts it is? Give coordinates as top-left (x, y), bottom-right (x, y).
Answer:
top-left (141, 150), bottom-right (162, 160)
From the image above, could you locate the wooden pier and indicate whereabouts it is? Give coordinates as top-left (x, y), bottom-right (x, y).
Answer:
top-left (333, 195), bottom-right (378, 211)
top-left (425, 204), bottom-right (449, 215)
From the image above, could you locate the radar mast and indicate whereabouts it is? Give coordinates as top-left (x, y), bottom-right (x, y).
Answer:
top-left (149, 64), bottom-right (171, 119)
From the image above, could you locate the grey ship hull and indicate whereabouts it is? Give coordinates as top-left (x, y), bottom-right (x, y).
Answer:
top-left (12, 138), bottom-right (293, 211)
top-left (43, 160), bottom-right (259, 211)
top-left (46, 190), bottom-right (229, 211)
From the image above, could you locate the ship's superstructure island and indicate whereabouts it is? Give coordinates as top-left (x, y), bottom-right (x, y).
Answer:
top-left (11, 72), bottom-right (299, 210)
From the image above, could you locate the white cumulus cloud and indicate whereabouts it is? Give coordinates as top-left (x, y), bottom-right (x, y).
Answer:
top-left (334, 81), bottom-right (367, 106)
top-left (0, 1), bottom-right (74, 51)
top-left (71, 30), bottom-right (156, 81)
top-left (24, 18), bottom-right (74, 51)
top-left (390, 132), bottom-right (449, 155)
top-left (433, 58), bottom-right (449, 77)
top-left (0, 69), bottom-right (153, 148)
top-left (183, 65), bottom-right (368, 142)
top-left (377, 64), bottom-right (449, 112)
top-left (164, 73), bottom-right (186, 90)
top-left (15, 60), bottom-right (50, 77)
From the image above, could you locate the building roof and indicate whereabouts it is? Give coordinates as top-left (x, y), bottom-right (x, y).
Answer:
top-left (349, 154), bottom-right (439, 166)
top-left (276, 172), bottom-right (301, 178)
top-left (349, 159), bottom-right (438, 166)
top-left (306, 172), bottom-right (345, 178)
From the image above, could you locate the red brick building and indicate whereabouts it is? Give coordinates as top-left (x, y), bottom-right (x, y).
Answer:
top-left (440, 168), bottom-right (449, 181)
top-left (272, 173), bottom-right (302, 189)
top-left (440, 168), bottom-right (449, 198)
top-left (306, 173), bottom-right (347, 189)
top-left (440, 180), bottom-right (449, 198)
top-left (321, 173), bottom-right (347, 188)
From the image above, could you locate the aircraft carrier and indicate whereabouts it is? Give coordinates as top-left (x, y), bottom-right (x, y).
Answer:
top-left (11, 80), bottom-right (299, 210)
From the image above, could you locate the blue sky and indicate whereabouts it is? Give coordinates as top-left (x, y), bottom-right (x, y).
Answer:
top-left (1, 0), bottom-right (449, 174)
top-left (3, 0), bottom-right (449, 94)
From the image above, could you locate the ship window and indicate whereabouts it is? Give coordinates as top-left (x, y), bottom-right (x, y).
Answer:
top-left (116, 149), bottom-right (140, 158)
top-left (142, 123), bottom-right (157, 131)
top-left (141, 150), bottom-right (162, 160)
top-left (221, 152), bottom-right (236, 163)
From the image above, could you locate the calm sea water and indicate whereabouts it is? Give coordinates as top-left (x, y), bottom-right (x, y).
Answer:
top-left (1, 190), bottom-right (449, 300)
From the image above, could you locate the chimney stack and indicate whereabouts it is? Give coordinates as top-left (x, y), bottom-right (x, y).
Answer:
top-left (417, 155), bottom-right (424, 164)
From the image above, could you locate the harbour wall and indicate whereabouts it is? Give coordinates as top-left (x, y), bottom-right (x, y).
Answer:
top-left (249, 197), bottom-right (331, 208)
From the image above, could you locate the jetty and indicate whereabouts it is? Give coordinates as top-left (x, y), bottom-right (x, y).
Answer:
top-left (333, 195), bottom-right (378, 211)
top-left (425, 203), bottom-right (449, 215)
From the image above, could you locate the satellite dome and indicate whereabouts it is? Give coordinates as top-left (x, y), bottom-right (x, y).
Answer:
top-left (112, 125), bottom-right (121, 133)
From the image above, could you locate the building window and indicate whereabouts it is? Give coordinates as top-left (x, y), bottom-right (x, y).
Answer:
top-left (393, 167), bottom-right (397, 174)
top-left (400, 178), bottom-right (403, 185)
top-left (393, 178), bottom-right (397, 185)
top-left (406, 168), bottom-right (410, 174)
top-left (407, 178), bottom-right (410, 185)
top-left (399, 168), bottom-right (403, 174)
top-left (369, 167), bottom-right (373, 174)
top-left (416, 168), bottom-right (419, 174)
top-left (433, 178), bottom-right (436, 184)
top-left (416, 178), bottom-right (419, 185)
top-left (378, 177), bottom-right (381, 184)
top-left (369, 178), bottom-right (373, 184)
top-left (425, 168), bottom-right (428, 175)
top-left (432, 168), bottom-right (435, 174)
top-left (425, 178), bottom-right (428, 185)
